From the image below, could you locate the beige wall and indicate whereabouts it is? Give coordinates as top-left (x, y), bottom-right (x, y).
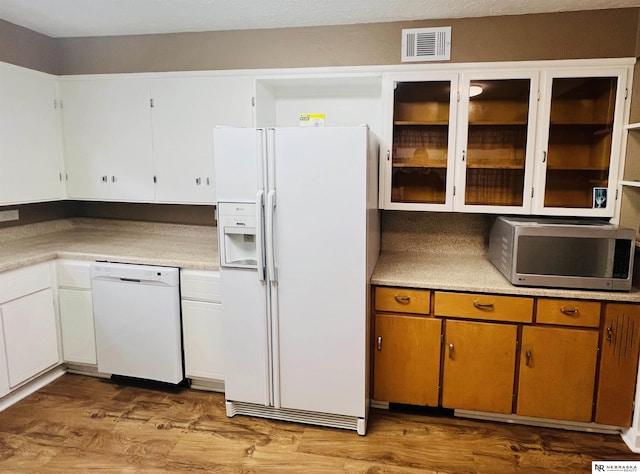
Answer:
top-left (0, 19), bottom-right (60, 73)
top-left (1, 8), bottom-right (638, 75)
top-left (56, 9), bottom-right (639, 74)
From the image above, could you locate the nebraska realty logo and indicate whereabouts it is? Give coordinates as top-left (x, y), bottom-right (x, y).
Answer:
top-left (593, 461), bottom-right (640, 472)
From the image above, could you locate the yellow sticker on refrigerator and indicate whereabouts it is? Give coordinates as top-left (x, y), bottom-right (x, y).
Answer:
top-left (299, 113), bottom-right (325, 127)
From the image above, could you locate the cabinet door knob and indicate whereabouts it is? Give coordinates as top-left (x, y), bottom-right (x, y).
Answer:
top-left (377, 336), bottom-right (382, 351)
top-left (448, 343), bottom-right (455, 359)
top-left (394, 295), bottom-right (411, 304)
top-left (473, 301), bottom-right (494, 310)
top-left (560, 307), bottom-right (579, 316)
top-left (525, 350), bottom-right (532, 367)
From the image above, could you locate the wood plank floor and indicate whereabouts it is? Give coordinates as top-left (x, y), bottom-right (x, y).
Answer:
top-left (0, 374), bottom-right (639, 472)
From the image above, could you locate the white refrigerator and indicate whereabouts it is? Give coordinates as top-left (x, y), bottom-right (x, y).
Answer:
top-left (214, 126), bottom-right (379, 435)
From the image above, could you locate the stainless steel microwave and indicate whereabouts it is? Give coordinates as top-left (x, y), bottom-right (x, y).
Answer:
top-left (489, 216), bottom-right (636, 291)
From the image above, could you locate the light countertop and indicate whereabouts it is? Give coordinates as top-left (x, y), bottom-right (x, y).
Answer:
top-left (372, 250), bottom-right (640, 303)
top-left (0, 218), bottom-right (218, 273)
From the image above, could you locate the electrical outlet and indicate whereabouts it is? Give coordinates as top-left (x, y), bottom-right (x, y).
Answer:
top-left (0, 210), bottom-right (19, 222)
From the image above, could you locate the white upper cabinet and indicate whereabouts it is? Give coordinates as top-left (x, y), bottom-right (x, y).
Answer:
top-left (454, 71), bottom-right (539, 214)
top-left (0, 63), bottom-right (65, 204)
top-left (381, 72), bottom-right (458, 211)
top-left (380, 61), bottom-right (631, 217)
top-left (150, 75), bottom-right (253, 204)
top-left (532, 68), bottom-right (628, 217)
top-left (60, 77), bottom-right (155, 202)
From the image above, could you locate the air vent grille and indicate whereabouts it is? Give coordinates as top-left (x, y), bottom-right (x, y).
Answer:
top-left (402, 27), bottom-right (451, 62)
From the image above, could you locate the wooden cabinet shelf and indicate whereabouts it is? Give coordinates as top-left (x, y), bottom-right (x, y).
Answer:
top-left (468, 121), bottom-right (527, 126)
top-left (394, 120), bottom-right (449, 126)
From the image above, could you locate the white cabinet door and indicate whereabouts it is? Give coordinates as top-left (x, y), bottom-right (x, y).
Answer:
top-left (380, 72), bottom-right (458, 211)
top-left (0, 63), bottom-right (65, 204)
top-left (0, 320), bottom-right (8, 397)
top-left (182, 300), bottom-right (224, 380)
top-left (60, 78), bottom-right (155, 201)
top-left (532, 68), bottom-right (629, 217)
top-left (151, 75), bottom-right (253, 204)
top-left (59, 288), bottom-right (96, 365)
top-left (1, 288), bottom-right (60, 388)
top-left (454, 71), bottom-right (539, 214)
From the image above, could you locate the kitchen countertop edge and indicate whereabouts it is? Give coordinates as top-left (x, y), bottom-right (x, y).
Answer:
top-left (372, 250), bottom-right (640, 303)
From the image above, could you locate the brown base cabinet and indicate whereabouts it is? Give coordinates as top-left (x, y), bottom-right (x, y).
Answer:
top-left (516, 326), bottom-right (599, 422)
top-left (372, 286), bottom-right (640, 428)
top-left (595, 304), bottom-right (640, 426)
top-left (442, 320), bottom-right (517, 414)
top-left (373, 314), bottom-right (441, 406)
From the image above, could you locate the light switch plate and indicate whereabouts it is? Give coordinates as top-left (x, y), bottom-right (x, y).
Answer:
top-left (0, 210), bottom-right (19, 222)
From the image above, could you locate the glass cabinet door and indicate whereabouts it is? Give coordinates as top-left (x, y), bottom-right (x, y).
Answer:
top-left (456, 73), bottom-right (538, 213)
top-left (535, 70), bottom-right (627, 216)
top-left (383, 74), bottom-right (458, 210)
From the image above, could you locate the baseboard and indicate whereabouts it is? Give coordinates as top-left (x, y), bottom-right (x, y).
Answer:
top-left (188, 377), bottom-right (225, 393)
top-left (65, 363), bottom-right (111, 378)
top-left (622, 427), bottom-right (640, 453)
top-left (455, 409), bottom-right (622, 435)
top-left (0, 366), bottom-right (66, 413)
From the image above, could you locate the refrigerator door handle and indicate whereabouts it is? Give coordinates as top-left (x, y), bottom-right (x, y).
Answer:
top-left (255, 190), bottom-right (265, 282)
top-left (266, 189), bottom-right (277, 283)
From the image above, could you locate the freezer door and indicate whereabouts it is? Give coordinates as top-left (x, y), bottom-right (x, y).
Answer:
top-left (213, 127), bottom-right (266, 202)
top-left (221, 268), bottom-right (272, 405)
top-left (268, 127), bottom-right (370, 418)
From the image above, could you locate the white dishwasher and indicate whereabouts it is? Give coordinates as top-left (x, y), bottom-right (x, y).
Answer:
top-left (91, 262), bottom-right (184, 384)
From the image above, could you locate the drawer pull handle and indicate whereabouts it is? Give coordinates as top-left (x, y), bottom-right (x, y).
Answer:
top-left (394, 295), bottom-right (411, 304)
top-left (473, 301), bottom-right (494, 310)
top-left (377, 336), bottom-right (382, 351)
top-left (448, 343), bottom-right (455, 359)
top-left (560, 307), bottom-right (579, 316)
top-left (525, 350), bottom-right (532, 367)
top-left (607, 325), bottom-right (613, 342)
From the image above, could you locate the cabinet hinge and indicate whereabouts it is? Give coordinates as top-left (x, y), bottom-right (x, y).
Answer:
top-left (457, 90), bottom-right (460, 103)
top-left (453, 185), bottom-right (456, 196)
top-left (150, 98), bottom-right (154, 108)
top-left (153, 175), bottom-right (157, 183)
top-left (625, 88), bottom-right (629, 100)
top-left (53, 99), bottom-right (57, 109)
top-left (386, 149), bottom-right (390, 161)
top-left (252, 96), bottom-right (256, 107)
top-left (537, 89), bottom-right (540, 101)
top-left (531, 187), bottom-right (534, 198)
top-left (616, 188), bottom-right (619, 200)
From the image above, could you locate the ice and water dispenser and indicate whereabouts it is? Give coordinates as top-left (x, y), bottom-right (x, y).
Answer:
top-left (218, 202), bottom-right (258, 268)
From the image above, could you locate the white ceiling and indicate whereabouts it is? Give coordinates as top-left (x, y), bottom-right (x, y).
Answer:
top-left (0, 0), bottom-right (639, 38)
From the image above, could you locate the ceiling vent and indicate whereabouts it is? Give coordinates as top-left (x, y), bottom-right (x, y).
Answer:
top-left (401, 27), bottom-right (451, 62)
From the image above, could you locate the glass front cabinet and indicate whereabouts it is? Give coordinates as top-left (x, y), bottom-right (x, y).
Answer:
top-left (533, 68), bottom-right (628, 217)
top-left (380, 64), bottom-right (630, 217)
top-left (455, 72), bottom-right (539, 213)
top-left (381, 73), bottom-right (458, 211)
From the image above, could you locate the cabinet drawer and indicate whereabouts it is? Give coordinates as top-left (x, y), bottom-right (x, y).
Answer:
top-left (375, 287), bottom-right (430, 315)
top-left (536, 299), bottom-right (601, 328)
top-left (181, 270), bottom-right (221, 303)
top-left (0, 262), bottom-right (52, 304)
top-left (57, 260), bottom-right (92, 289)
top-left (434, 292), bottom-right (533, 323)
